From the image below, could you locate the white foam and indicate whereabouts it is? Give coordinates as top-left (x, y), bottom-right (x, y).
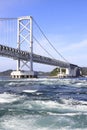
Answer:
top-left (0, 93), bottom-right (21, 103)
top-left (36, 92), bottom-right (42, 95)
top-left (23, 90), bottom-right (37, 93)
top-left (19, 99), bottom-right (87, 113)
top-left (32, 100), bottom-right (59, 109)
top-left (1, 115), bottom-right (48, 130)
top-left (60, 98), bottom-right (87, 112)
top-left (0, 114), bottom-right (71, 130)
top-left (47, 111), bottom-right (87, 116)
top-left (18, 100), bottom-right (59, 110)
top-left (23, 99), bottom-right (87, 114)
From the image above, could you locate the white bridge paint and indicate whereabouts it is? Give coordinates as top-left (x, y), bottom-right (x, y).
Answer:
top-left (17, 16), bottom-right (33, 73)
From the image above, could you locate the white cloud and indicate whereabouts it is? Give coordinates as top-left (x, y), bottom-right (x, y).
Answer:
top-left (59, 39), bottom-right (87, 66)
top-left (60, 39), bottom-right (87, 52)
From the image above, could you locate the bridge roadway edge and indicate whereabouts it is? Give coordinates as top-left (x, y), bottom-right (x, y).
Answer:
top-left (0, 44), bottom-right (80, 78)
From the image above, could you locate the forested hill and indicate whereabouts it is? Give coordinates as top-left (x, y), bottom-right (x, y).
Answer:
top-left (0, 70), bottom-right (13, 76)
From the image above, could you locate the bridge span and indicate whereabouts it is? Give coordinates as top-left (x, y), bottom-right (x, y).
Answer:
top-left (0, 44), bottom-right (70, 68)
top-left (0, 44), bottom-right (80, 78)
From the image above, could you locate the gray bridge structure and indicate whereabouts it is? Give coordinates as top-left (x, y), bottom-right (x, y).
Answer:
top-left (0, 44), bottom-right (80, 78)
top-left (0, 16), bottom-right (80, 78)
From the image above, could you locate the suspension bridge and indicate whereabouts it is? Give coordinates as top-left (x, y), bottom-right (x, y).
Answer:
top-left (0, 16), bottom-right (80, 78)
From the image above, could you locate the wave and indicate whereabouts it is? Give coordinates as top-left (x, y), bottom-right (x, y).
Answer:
top-left (12, 98), bottom-right (87, 115)
top-left (0, 92), bottom-right (22, 103)
top-left (1, 111), bottom-right (87, 130)
top-left (1, 77), bottom-right (87, 88)
top-left (0, 94), bottom-right (87, 130)
top-left (0, 77), bottom-right (87, 130)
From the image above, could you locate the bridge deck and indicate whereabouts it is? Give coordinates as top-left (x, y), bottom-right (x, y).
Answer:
top-left (0, 44), bottom-right (70, 68)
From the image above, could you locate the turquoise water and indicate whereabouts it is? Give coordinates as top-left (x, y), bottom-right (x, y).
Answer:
top-left (0, 77), bottom-right (87, 130)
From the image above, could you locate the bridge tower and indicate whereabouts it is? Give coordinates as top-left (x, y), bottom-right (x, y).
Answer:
top-left (11, 16), bottom-right (37, 78)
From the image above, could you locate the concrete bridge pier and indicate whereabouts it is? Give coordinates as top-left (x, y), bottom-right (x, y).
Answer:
top-left (11, 70), bottom-right (37, 78)
top-left (67, 64), bottom-right (81, 77)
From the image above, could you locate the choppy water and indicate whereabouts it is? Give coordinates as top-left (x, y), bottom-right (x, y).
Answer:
top-left (0, 77), bottom-right (87, 130)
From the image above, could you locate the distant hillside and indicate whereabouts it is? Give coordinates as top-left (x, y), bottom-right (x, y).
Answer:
top-left (50, 68), bottom-right (59, 76)
top-left (0, 67), bottom-right (87, 77)
top-left (0, 70), bottom-right (13, 76)
top-left (38, 71), bottom-right (50, 76)
top-left (50, 68), bottom-right (66, 76)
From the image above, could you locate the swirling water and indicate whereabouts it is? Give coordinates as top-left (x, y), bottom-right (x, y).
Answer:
top-left (0, 77), bottom-right (87, 130)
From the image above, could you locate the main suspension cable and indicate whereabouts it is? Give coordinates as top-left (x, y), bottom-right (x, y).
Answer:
top-left (33, 36), bottom-right (55, 59)
top-left (33, 18), bottom-right (69, 63)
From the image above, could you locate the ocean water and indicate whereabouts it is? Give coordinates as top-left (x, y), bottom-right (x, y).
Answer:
top-left (0, 77), bottom-right (87, 130)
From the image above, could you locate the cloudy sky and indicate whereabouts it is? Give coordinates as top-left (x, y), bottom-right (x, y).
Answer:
top-left (0, 0), bottom-right (87, 71)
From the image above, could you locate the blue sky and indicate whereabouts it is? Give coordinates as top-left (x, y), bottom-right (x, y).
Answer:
top-left (0, 0), bottom-right (87, 71)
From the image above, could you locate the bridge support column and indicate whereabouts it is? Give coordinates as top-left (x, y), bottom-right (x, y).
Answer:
top-left (59, 68), bottom-right (63, 78)
top-left (57, 68), bottom-right (68, 78)
top-left (17, 59), bottom-right (20, 71)
top-left (11, 16), bottom-right (37, 78)
top-left (67, 66), bottom-right (80, 77)
top-left (30, 16), bottom-right (33, 72)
